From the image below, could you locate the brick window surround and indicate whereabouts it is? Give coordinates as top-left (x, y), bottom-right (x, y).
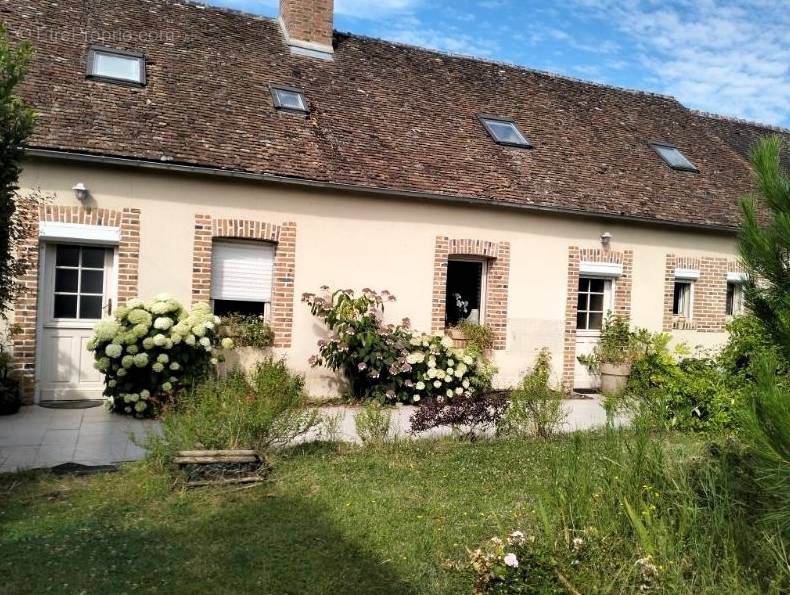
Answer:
top-left (431, 236), bottom-right (510, 350)
top-left (562, 246), bottom-right (633, 389)
top-left (662, 255), bottom-right (742, 332)
top-left (191, 215), bottom-right (296, 349)
top-left (13, 206), bottom-right (141, 403)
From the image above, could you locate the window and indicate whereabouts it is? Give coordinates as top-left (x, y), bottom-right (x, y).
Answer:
top-left (479, 115), bottom-right (532, 148)
top-left (211, 240), bottom-right (274, 317)
top-left (271, 85), bottom-right (308, 112)
top-left (52, 245), bottom-right (108, 320)
top-left (445, 259), bottom-right (485, 326)
top-left (576, 277), bottom-right (610, 331)
top-left (86, 47), bottom-right (145, 85)
top-left (650, 142), bottom-right (699, 172)
top-left (672, 281), bottom-right (693, 317)
top-left (726, 282), bottom-right (744, 316)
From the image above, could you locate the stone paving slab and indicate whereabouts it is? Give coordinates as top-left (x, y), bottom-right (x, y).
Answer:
top-left (0, 398), bottom-right (622, 474)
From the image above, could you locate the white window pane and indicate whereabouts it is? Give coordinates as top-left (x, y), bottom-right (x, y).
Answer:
top-left (275, 89), bottom-right (306, 111)
top-left (486, 120), bottom-right (527, 145)
top-left (654, 145), bottom-right (696, 171)
top-left (92, 51), bottom-right (142, 83)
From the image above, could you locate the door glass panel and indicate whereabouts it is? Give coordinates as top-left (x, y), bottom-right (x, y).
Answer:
top-left (52, 245), bottom-right (109, 320)
top-left (81, 270), bottom-right (104, 294)
top-left (589, 278), bottom-right (605, 293)
top-left (55, 269), bottom-right (79, 293)
top-left (576, 312), bottom-right (587, 329)
top-left (79, 295), bottom-right (103, 319)
top-left (81, 248), bottom-right (105, 269)
top-left (54, 294), bottom-right (78, 318)
top-left (56, 245), bottom-right (80, 267)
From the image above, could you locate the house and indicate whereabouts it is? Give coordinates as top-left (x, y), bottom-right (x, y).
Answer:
top-left (4, 0), bottom-right (789, 403)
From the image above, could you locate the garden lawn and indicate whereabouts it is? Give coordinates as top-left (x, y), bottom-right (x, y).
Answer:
top-left (0, 431), bottom-right (774, 594)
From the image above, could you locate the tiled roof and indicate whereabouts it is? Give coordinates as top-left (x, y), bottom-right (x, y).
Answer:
top-left (3, 0), bottom-right (782, 229)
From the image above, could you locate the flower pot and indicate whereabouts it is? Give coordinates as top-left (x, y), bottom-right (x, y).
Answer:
top-left (445, 328), bottom-right (468, 349)
top-left (599, 363), bottom-right (631, 395)
top-left (0, 380), bottom-right (21, 416)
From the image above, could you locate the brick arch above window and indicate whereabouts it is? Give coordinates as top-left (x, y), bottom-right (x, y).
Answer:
top-left (191, 215), bottom-right (296, 348)
top-left (431, 236), bottom-right (510, 350)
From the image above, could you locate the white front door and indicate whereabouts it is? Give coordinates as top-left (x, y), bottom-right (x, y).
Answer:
top-left (573, 277), bottom-right (613, 391)
top-left (39, 244), bottom-right (115, 401)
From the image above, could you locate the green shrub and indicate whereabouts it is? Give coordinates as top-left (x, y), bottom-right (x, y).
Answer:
top-left (719, 314), bottom-right (787, 380)
top-left (577, 313), bottom-right (652, 372)
top-left (149, 358), bottom-right (320, 462)
top-left (454, 320), bottom-right (495, 354)
top-left (354, 402), bottom-right (393, 446)
top-left (497, 349), bottom-right (567, 439)
top-left (88, 295), bottom-right (233, 417)
top-left (220, 313), bottom-right (274, 349)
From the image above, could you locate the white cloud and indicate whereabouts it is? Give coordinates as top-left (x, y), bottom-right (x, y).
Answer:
top-left (335, 0), bottom-right (421, 18)
top-left (571, 0), bottom-right (790, 126)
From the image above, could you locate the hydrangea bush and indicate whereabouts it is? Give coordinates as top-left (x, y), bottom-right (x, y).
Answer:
top-left (303, 287), bottom-right (490, 404)
top-left (88, 294), bottom-right (233, 417)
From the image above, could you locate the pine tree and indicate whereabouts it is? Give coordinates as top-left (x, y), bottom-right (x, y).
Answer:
top-left (737, 135), bottom-right (790, 361)
top-left (0, 26), bottom-right (35, 318)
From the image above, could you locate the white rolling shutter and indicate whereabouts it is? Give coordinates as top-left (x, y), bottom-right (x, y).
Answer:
top-left (211, 240), bottom-right (274, 302)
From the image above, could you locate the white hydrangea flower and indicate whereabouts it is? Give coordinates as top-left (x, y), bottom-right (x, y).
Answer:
top-left (427, 368), bottom-right (437, 379)
top-left (129, 393), bottom-right (139, 402)
top-left (121, 355), bottom-right (134, 369)
top-left (140, 390), bottom-right (150, 399)
top-left (446, 388), bottom-right (454, 398)
top-left (409, 336), bottom-right (422, 346)
top-left (413, 394), bottom-right (421, 402)
top-left (436, 370), bottom-right (446, 380)
top-left (153, 317), bottom-right (174, 330)
top-left (455, 387), bottom-right (463, 395)
top-left (163, 339), bottom-right (173, 350)
top-left (134, 401), bottom-right (147, 412)
top-left (117, 368), bottom-right (127, 377)
top-left (446, 367), bottom-right (454, 376)
top-left (125, 298), bottom-right (144, 309)
top-left (86, 338), bottom-right (97, 352)
top-left (161, 382), bottom-right (172, 392)
top-left (152, 362), bottom-right (164, 373)
top-left (199, 337), bottom-right (211, 348)
top-left (157, 354), bottom-right (169, 364)
top-left (433, 380), bottom-right (441, 388)
top-left (185, 334), bottom-right (196, 346)
top-left (133, 353), bottom-right (149, 368)
top-left (406, 351), bottom-right (425, 365)
top-left (93, 319), bottom-right (121, 342)
top-left (427, 357), bottom-right (437, 369)
top-left (462, 379), bottom-right (470, 389)
top-left (440, 336), bottom-right (454, 349)
top-left (221, 337), bottom-right (234, 350)
top-left (108, 379), bottom-right (117, 388)
top-left (416, 381), bottom-right (425, 391)
top-left (210, 357), bottom-right (218, 365)
top-left (105, 344), bottom-right (123, 359)
top-left (447, 359), bottom-right (454, 367)
top-left (463, 355), bottom-right (474, 365)
top-left (142, 337), bottom-right (155, 350)
top-left (152, 334), bottom-right (166, 347)
top-left (169, 362), bottom-right (180, 371)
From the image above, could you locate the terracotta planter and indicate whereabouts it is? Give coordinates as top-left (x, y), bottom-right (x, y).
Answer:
top-left (599, 363), bottom-right (631, 395)
top-left (445, 328), bottom-right (468, 349)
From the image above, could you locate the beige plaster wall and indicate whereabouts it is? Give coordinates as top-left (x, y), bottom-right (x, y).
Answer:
top-left (18, 159), bottom-right (737, 393)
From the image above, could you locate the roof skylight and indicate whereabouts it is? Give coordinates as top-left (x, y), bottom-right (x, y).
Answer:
top-left (271, 85), bottom-right (308, 113)
top-left (479, 115), bottom-right (532, 148)
top-left (86, 47), bottom-right (145, 85)
top-left (650, 142), bottom-right (699, 172)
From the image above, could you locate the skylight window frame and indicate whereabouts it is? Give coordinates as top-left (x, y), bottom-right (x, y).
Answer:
top-left (649, 141), bottom-right (699, 173)
top-left (478, 114), bottom-right (533, 149)
top-left (270, 84), bottom-right (309, 114)
top-left (85, 46), bottom-right (146, 87)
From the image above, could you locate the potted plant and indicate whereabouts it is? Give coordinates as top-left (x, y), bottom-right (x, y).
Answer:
top-left (447, 320), bottom-right (495, 355)
top-left (577, 314), bottom-right (642, 394)
top-left (0, 325), bottom-right (22, 415)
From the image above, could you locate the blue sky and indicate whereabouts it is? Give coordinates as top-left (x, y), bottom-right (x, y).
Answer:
top-left (207, 0), bottom-right (789, 127)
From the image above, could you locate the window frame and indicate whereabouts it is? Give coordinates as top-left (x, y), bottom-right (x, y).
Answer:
top-left (445, 256), bottom-right (487, 327)
top-left (270, 84), bottom-right (309, 113)
top-left (86, 46), bottom-right (146, 86)
top-left (576, 276), bottom-right (613, 333)
top-left (726, 281), bottom-right (744, 317)
top-left (649, 141), bottom-right (699, 173)
top-left (48, 244), bottom-right (112, 322)
top-left (672, 280), bottom-right (694, 318)
top-left (478, 114), bottom-right (533, 148)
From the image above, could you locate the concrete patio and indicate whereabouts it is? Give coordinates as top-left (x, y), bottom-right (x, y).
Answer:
top-left (0, 397), bottom-right (617, 474)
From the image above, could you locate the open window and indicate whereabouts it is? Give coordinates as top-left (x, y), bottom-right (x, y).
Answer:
top-left (445, 258), bottom-right (486, 326)
top-left (210, 239), bottom-right (274, 317)
top-left (726, 281), bottom-right (744, 316)
top-left (672, 280), bottom-right (693, 318)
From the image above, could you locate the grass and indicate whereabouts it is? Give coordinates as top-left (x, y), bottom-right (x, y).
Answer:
top-left (0, 430), bottom-right (784, 594)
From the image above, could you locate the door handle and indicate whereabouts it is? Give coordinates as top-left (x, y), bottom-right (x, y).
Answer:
top-left (105, 298), bottom-right (113, 316)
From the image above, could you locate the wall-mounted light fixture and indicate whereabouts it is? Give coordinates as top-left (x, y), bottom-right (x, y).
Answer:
top-left (72, 182), bottom-right (89, 202)
top-left (600, 232), bottom-right (612, 247)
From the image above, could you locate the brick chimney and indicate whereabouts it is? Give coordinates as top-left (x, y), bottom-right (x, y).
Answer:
top-left (279, 0), bottom-right (335, 58)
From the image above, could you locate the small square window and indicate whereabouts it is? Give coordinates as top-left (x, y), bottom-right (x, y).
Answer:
top-left (479, 115), bottom-right (532, 148)
top-left (650, 142), bottom-right (699, 172)
top-left (271, 85), bottom-right (308, 113)
top-left (86, 47), bottom-right (145, 85)
top-left (673, 281), bottom-right (693, 317)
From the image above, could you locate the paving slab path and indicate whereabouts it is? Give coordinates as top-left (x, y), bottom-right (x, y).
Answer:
top-left (0, 398), bottom-right (620, 473)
